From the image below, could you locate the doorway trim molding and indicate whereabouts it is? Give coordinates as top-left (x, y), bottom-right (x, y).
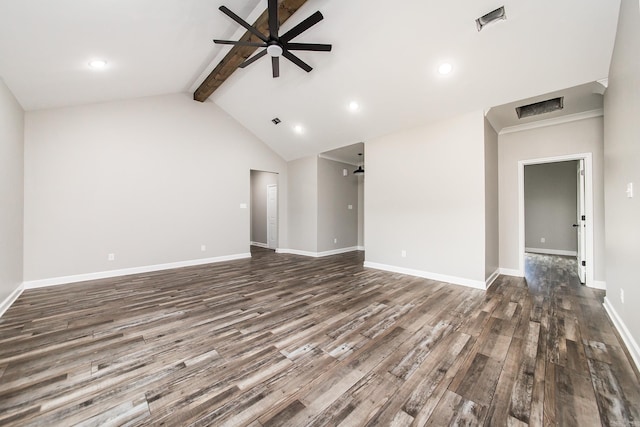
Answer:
top-left (517, 152), bottom-right (595, 287)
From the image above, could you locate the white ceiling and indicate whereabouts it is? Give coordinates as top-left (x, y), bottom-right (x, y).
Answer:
top-left (0, 0), bottom-right (621, 161)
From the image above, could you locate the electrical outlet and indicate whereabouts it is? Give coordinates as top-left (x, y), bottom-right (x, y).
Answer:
top-left (540, 237), bottom-right (546, 243)
top-left (401, 250), bottom-right (407, 258)
top-left (348, 204), bottom-right (353, 210)
top-left (108, 253), bottom-right (115, 261)
top-left (334, 238), bottom-right (337, 244)
top-left (201, 245), bottom-right (206, 252)
top-left (621, 288), bottom-right (625, 304)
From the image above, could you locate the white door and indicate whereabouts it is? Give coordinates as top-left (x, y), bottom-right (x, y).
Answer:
top-left (576, 160), bottom-right (586, 283)
top-left (267, 185), bottom-right (278, 249)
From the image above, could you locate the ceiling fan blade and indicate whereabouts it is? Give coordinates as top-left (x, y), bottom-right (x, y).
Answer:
top-left (280, 11), bottom-right (324, 43)
top-left (268, 0), bottom-right (279, 39)
top-left (282, 50), bottom-right (312, 72)
top-left (213, 39), bottom-right (267, 47)
top-left (284, 43), bottom-right (332, 52)
top-left (219, 6), bottom-right (268, 43)
top-left (272, 56), bottom-right (280, 78)
top-left (239, 49), bottom-right (268, 68)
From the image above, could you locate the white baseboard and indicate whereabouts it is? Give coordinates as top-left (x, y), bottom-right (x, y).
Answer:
top-left (276, 248), bottom-right (315, 256)
top-left (23, 253), bottom-right (252, 289)
top-left (603, 297), bottom-right (640, 372)
top-left (276, 247), bottom-right (359, 258)
top-left (525, 247), bottom-right (578, 257)
top-left (250, 241), bottom-right (269, 249)
top-left (499, 268), bottom-right (524, 277)
top-left (485, 269), bottom-right (500, 289)
top-left (588, 280), bottom-right (607, 290)
top-left (363, 261), bottom-right (486, 290)
top-left (0, 283), bottom-right (25, 318)
top-left (357, 246), bottom-right (365, 251)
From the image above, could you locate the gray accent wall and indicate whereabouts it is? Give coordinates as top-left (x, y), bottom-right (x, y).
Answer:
top-left (524, 161), bottom-right (578, 253)
top-left (0, 78), bottom-right (24, 306)
top-left (250, 170), bottom-right (278, 245)
top-left (498, 117), bottom-right (605, 281)
top-left (317, 157), bottom-right (358, 252)
top-left (365, 111), bottom-right (487, 284)
top-left (484, 119), bottom-right (499, 280)
top-left (287, 156), bottom-right (318, 253)
top-left (23, 93), bottom-right (288, 281)
top-left (603, 0), bottom-right (640, 350)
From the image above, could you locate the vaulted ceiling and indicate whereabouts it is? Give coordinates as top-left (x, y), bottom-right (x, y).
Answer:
top-left (0, 0), bottom-right (620, 161)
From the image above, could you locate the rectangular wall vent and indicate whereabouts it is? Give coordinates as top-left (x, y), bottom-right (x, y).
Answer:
top-left (516, 97), bottom-right (564, 119)
top-left (476, 6), bottom-right (506, 31)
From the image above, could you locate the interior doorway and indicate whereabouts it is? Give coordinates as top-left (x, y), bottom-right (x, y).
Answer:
top-left (518, 153), bottom-right (594, 286)
top-left (250, 170), bottom-right (278, 250)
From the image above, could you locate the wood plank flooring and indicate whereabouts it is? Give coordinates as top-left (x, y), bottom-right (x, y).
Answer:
top-left (1, 248), bottom-right (639, 426)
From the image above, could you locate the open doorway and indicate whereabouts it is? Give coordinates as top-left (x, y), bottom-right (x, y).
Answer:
top-left (250, 170), bottom-right (278, 250)
top-left (318, 142), bottom-right (365, 252)
top-left (519, 153), bottom-right (593, 285)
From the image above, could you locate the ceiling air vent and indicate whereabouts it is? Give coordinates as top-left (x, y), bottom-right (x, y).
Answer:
top-left (516, 97), bottom-right (564, 119)
top-left (476, 6), bottom-right (506, 31)
top-left (271, 117), bottom-right (281, 125)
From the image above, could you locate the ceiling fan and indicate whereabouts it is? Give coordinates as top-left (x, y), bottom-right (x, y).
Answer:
top-left (213, 0), bottom-right (332, 78)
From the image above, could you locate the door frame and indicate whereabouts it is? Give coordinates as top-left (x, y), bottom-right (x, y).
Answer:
top-left (518, 152), bottom-right (594, 286)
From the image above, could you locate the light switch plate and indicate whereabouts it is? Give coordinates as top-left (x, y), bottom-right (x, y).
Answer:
top-left (627, 182), bottom-right (633, 198)
top-left (240, 203), bottom-right (247, 209)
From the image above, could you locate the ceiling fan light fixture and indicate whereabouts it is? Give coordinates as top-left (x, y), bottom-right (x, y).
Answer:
top-left (267, 44), bottom-right (283, 57)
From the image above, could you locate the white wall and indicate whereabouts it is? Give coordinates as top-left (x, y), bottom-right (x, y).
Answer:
top-left (365, 111), bottom-right (487, 286)
top-left (524, 161), bottom-right (578, 253)
top-left (484, 119), bottom-right (499, 281)
top-left (24, 93), bottom-right (287, 281)
top-left (498, 117), bottom-right (605, 281)
top-left (287, 155), bottom-right (318, 253)
top-left (603, 0), bottom-right (640, 360)
top-left (317, 157), bottom-right (358, 252)
top-left (250, 170), bottom-right (278, 245)
top-left (0, 78), bottom-right (24, 310)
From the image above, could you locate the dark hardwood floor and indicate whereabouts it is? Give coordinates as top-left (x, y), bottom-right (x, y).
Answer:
top-left (0, 248), bottom-right (638, 426)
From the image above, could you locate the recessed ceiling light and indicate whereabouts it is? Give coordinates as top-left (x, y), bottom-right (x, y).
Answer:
top-left (348, 101), bottom-right (360, 112)
top-left (88, 59), bottom-right (108, 70)
top-left (293, 125), bottom-right (304, 134)
top-left (438, 63), bottom-right (453, 75)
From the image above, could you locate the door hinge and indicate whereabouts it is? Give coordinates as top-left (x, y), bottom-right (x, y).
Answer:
top-left (580, 169), bottom-right (585, 176)
top-left (581, 260), bottom-right (586, 267)
top-left (581, 215), bottom-right (586, 221)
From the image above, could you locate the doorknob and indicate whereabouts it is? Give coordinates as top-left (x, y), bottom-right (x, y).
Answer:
top-left (572, 224), bottom-right (580, 227)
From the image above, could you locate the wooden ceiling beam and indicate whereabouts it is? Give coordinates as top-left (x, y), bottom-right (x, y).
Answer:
top-left (193, 0), bottom-right (309, 102)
